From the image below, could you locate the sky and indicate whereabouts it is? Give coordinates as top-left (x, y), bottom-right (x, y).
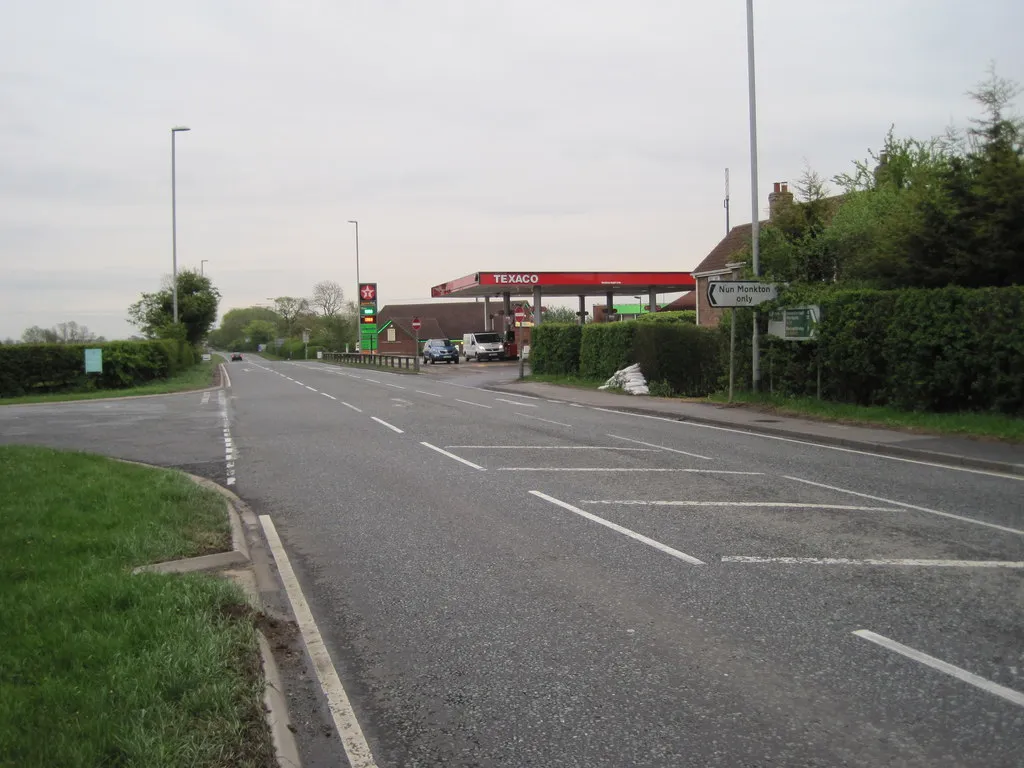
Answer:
top-left (2, 0), bottom-right (1022, 340)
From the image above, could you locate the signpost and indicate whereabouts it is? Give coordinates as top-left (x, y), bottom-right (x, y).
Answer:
top-left (514, 306), bottom-right (525, 325)
top-left (84, 348), bottom-right (103, 374)
top-left (768, 306), bottom-right (819, 341)
top-left (411, 316), bottom-right (421, 372)
top-left (706, 281), bottom-right (778, 308)
top-left (359, 282), bottom-right (378, 354)
top-left (302, 329), bottom-right (310, 360)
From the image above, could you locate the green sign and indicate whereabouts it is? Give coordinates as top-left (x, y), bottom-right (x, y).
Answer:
top-left (84, 348), bottom-right (103, 373)
top-left (768, 305), bottom-right (820, 341)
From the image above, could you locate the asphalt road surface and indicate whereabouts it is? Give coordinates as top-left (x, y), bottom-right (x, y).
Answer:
top-left (3, 360), bottom-right (1022, 767)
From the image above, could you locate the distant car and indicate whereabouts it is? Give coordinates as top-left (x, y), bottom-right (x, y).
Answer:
top-left (230, 352), bottom-right (243, 361)
top-left (422, 339), bottom-right (459, 365)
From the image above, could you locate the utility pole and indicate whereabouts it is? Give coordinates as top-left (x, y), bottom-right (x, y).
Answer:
top-left (724, 168), bottom-right (731, 234)
top-left (746, 0), bottom-right (762, 391)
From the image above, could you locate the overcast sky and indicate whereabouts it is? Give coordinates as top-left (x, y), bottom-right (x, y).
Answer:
top-left (2, 1), bottom-right (1021, 340)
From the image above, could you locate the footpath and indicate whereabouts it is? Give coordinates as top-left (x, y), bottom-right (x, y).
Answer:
top-left (487, 380), bottom-right (1024, 477)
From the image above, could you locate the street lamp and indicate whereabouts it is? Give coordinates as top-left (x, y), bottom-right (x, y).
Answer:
top-left (171, 126), bottom-right (191, 324)
top-left (201, 259), bottom-right (208, 276)
top-left (348, 220), bottom-right (360, 349)
top-left (746, 0), bottom-right (761, 389)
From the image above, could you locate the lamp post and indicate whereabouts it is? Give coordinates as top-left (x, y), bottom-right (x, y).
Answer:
top-left (171, 126), bottom-right (191, 324)
top-left (348, 220), bottom-right (360, 349)
top-left (200, 259), bottom-right (208, 276)
top-left (746, 0), bottom-right (761, 390)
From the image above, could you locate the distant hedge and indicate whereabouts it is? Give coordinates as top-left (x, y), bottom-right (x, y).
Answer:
top-left (634, 310), bottom-right (697, 325)
top-left (0, 340), bottom-right (196, 398)
top-left (632, 323), bottom-right (722, 396)
top-left (530, 324), bottom-right (582, 375)
top-left (727, 285), bottom-right (1024, 414)
top-left (580, 323), bottom-right (636, 380)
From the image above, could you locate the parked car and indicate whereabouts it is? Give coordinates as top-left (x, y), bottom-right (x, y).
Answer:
top-left (422, 339), bottom-right (459, 365)
top-left (462, 332), bottom-right (505, 361)
top-left (230, 352), bottom-right (244, 361)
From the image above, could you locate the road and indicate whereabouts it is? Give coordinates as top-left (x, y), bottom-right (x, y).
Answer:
top-left (3, 360), bottom-right (1022, 766)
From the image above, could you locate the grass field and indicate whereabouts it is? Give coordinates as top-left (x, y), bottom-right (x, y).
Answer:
top-left (0, 446), bottom-right (273, 767)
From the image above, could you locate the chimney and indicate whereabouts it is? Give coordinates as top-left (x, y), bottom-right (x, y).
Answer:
top-left (768, 181), bottom-right (793, 220)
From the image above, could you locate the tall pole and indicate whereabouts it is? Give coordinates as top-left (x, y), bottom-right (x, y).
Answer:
top-left (348, 220), bottom-right (360, 350)
top-left (746, 0), bottom-right (761, 391)
top-left (171, 126), bottom-right (190, 324)
top-left (201, 259), bottom-right (208, 276)
top-left (724, 168), bottom-right (731, 234)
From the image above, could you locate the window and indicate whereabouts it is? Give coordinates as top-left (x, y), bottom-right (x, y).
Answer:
top-left (386, 327), bottom-right (396, 342)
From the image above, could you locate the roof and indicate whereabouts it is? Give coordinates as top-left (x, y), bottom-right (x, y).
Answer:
top-left (431, 271), bottom-right (696, 298)
top-left (383, 316), bottom-right (447, 340)
top-left (378, 301), bottom-right (529, 340)
top-left (691, 224), bottom-right (756, 276)
top-left (659, 291), bottom-right (696, 311)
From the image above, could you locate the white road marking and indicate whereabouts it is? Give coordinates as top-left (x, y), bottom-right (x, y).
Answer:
top-left (724, 556), bottom-right (1024, 567)
top-left (371, 416), bottom-right (404, 434)
top-left (498, 468), bottom-right (764, 474)
top-left (569, 403), bottom-right (584, 407)
top-left (456, 399), bottom-right (492, 409)
top-left (305, 386), bottom-right (317, 392)
top-left (515, 413), bottom-right (573, 427)
top-left (447, 446), bottom-right (657, 451)
top-left (294, 381), bottom-right (305, 386)
top-left (342, 402), bottom-right (363, 413)
top-left (285, 377), bottom-right (294, 381)
top-left (420, 442), bottom-right (486, 470)
top-left (853, 629), bottom-right (1024, 708)
top-left (530, 491), bottom-right (705, 565)
top-left (415, 390), bottom-right (444, 397)
top-left (491, 392), bottom-right (542, 401)
top-left (606, 433), bottom-right (712, 460)
top-left (364, 379), bottom-right (380, 384)
top-left (588, 406), bottom-right (1024, 482)
top-left (219, 364), bottom-right (232, 388)
top-left (582, 501), bottom-right (902, 511)
top-left (200, 392), bottom-right (211, 405)
top-left (496, 398), bottom-right (536, 407)
top-left (785, 476), bottom-right (1024, 536)
top-left (321, 392), bottom-right (337, 400)
top-left (385, 383), bottom-right (406, 389)
top-left (218, 390), bottom-right (236, 487)
top-left (259, 516), bottom-right (380, 766)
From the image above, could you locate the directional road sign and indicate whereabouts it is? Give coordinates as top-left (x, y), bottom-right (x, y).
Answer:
top-left (706, 281), bottom-right (779, 308)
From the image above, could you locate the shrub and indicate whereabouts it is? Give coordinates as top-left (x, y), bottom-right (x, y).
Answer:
top-left (632, 323), bottom-right (722, 397)
top-left (530, 324), bottom-right (582, 375)
top-left (580, 323), bottom-right (636, 379)
top-left (635, 311), bottom-right (697, 324)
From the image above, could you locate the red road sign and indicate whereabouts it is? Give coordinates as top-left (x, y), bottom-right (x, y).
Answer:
top-left (514, 306), bottom-right (525, 323)
top-left (411, 317), bottom-right (421, 331)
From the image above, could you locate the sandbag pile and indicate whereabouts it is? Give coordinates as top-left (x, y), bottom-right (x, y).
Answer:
top-left (598, 363), bottom-right (649, 395)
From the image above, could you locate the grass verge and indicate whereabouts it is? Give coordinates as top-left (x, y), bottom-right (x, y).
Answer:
top-left (0, 357), bottom-right (224, 406)
top-left (707, 391), bottom-right (1024, 443)
top-left (522, 373), bottom-right (610, 389)
top-left (0, 446), bottom-right (273, 767)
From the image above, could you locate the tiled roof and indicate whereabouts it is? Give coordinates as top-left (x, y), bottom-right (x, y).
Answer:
top-left (378, 301), bottom-right (529, 340)
top-left (691, 223), bottom-right (756, 275)
top-left (385, 316), bottom-right (446, 340)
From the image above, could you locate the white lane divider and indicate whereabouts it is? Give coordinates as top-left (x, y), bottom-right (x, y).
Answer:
top-left (606, 433), bottom-right (712, 461)
top-left (305, 386), bottom-right (318, 392)
top-left (515, 412), bottom-right (572, 427)
top-left (321, 392), bottom-right (337, 400)
top-left (384, 383), bottom-right (406, 390)
top-left (496, 397), bottom-right (536, 407)
top-left (218, 389), bottom-right (236, 487)
top-left (259, 516), bottom-right (380, 766)
top-left (724, 556), bottom-right (1024, 567)
top-left (415, 390), bottom-right (443, 398)
top-left (420, 442), bottom-right (485, 470)
top-left (342, 402), bottom-right (363, 413)
top-left (784, 476), bottom-right (1024, 536)
top-left (582, 501), bottom-right (901, 511)
top-left (371, 416), bottom-right (404, 434)
top-left (447, 445), bottom-right (657, 451)
top-left (853, 629), bottom-right (1024, 708)
top-left (498, 468), bottom-right (764, 474)
top-left (530, 491), bottom-right (705, 565)
top-left (455, 399), bottom-right (492, 409)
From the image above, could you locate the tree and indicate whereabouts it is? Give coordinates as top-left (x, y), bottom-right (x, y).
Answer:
top-left (242, 319), bottom-right (277, 347)
top-left (208, 306), bottom-right (280, 349)
top-left (128, 269), bottom-right (220, 346)
top-left (543, 306), bottom-right (580, 323)
top-left (271, 297), bottom-right (309, 336)
top-left (311, 281), bottom-right (345, 317)
top-left (22, 326), bottom-right (59, 344)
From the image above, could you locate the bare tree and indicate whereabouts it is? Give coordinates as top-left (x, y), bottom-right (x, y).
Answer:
top-left (272, 297), bottom-right (310, 336)
top-left (310, 281), bottom-right (345, 317)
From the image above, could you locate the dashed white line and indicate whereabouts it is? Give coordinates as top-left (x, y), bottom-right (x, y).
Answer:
top-left (342, 402), bottom-right (363, 413)
top-left (456, 399), bottom-right (492, 409)
top-left (496, 397), bottom-right (536, 407)
top-left (259, 516), bottom-right (380, 766)
top-left (606, 433), bottom-right (712, 460)
top-left (305, 386), bottom-right (317, 392)
top-left (321, 392), bottom-right (337, 400)
top-left (218, 389), bottom-right (236, 487)
top-left (582, 501), bottom-right (901, 511)
top-left (515, 412), bottom-right (572, 427)
top-left (724, 556), bottom-right (1024, 567)
top-left (447, 446), bottom-right (657, 451)
top-left (384, 383), bottom-right (406, 390)
top-left (853, 629), bottom-right (1024, 708)
top-left (784, 476), bottom-right (1024, 536)
top-left (371, 416), bottom-right (404, 434)
top-left (415, 390), bottom-right (444, 397)
top-left (530, 491), bottom-right (704, 565)
top-left (498, 468), bottom-right (764, 474)
top-left (420, 442), bottom-right (486, 470)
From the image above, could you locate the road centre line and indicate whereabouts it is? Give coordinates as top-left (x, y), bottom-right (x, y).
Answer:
top-left (724, 556), bottom-right (1024, 567)
top-left (447, 446), bottom-right (657, 450)
top-left (371, 416), bottom-right (404, 434)
top-left (415, 390), bottom-right (443, 397)
top-left (581, 501), bottom-right (901, 511)
top-left (491, 392), bottom-right (542, 401)
top-left (258, 516), bottom-right (380, 765)
top-left (385, 383), bottom-right (406, 389)
top-left (364, 379), bottom-right (380, 383)
top-left (784, 476), bottom-right (1024, 536)
top-left (420, 442), bottom-right (486, 470)
top-left (496, 398), bottom-right (536, 407)
top-left (853, 629), bottom-right (1024, 708)
top-left (606, 433), bottom-right (712, 460)
top-left (515, 412), bottom-right (573, 427)
top-left (456, 399), bottom-right (492, 409)
top-left (294, 381), bottom-right (305, 386)
top-left (588, 406), bottom-right (1024, 482)
top-left (305, 386), bottom-right (317, 392)
top-left (498, 468), bottom-right (764, 474)
top-left (321, 393), bottom-right (337, 400)
top-left (530, 491), bottom-right (705, 565)
top-left (341, 402), bottom-right (363, 413)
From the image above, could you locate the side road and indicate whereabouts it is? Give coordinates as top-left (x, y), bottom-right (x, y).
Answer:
top-left (488, 380), bottom-right (1024, 476)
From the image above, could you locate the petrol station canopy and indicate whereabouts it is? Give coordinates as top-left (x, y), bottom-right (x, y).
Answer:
top-left (430, 271), bottom-right (696, 298)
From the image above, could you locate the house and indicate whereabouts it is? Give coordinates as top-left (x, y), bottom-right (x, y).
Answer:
top-left (658, 292), bottom-right (696, 312)
top-left (692, 182), bottom-right (794, 327)
top-left (376, 300), bottom-right (532, 355)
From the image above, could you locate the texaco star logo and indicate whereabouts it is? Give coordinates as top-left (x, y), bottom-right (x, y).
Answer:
top-left (360, 284), bottom-right (376, 301)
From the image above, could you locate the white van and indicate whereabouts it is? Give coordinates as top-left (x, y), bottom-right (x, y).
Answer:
top-left (463, 332), bottom-right (505, 361)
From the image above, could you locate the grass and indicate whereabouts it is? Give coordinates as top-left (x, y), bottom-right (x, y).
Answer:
top-left (523, 372), bottom-right (610, 389)
top-left (0, 357), bottom-right (223, 406)
top-left (707, 391), bottom-right (1024, 443)
top-left (0, 446), bottom-right (273, 768)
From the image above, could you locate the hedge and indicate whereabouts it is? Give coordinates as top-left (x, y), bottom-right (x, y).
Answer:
top-left (634, 310), bottom-right (697, 325)
top-left (632, 323), bottom-right (722, 396)
top-left (580, 323), bottom-right (637, 380)
top-left (725, 286), bottom-right (1024, 415)
top-left (530, 323), bottom-right (582, 375)
top-left (0, 340), bottom-right (196, 397)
